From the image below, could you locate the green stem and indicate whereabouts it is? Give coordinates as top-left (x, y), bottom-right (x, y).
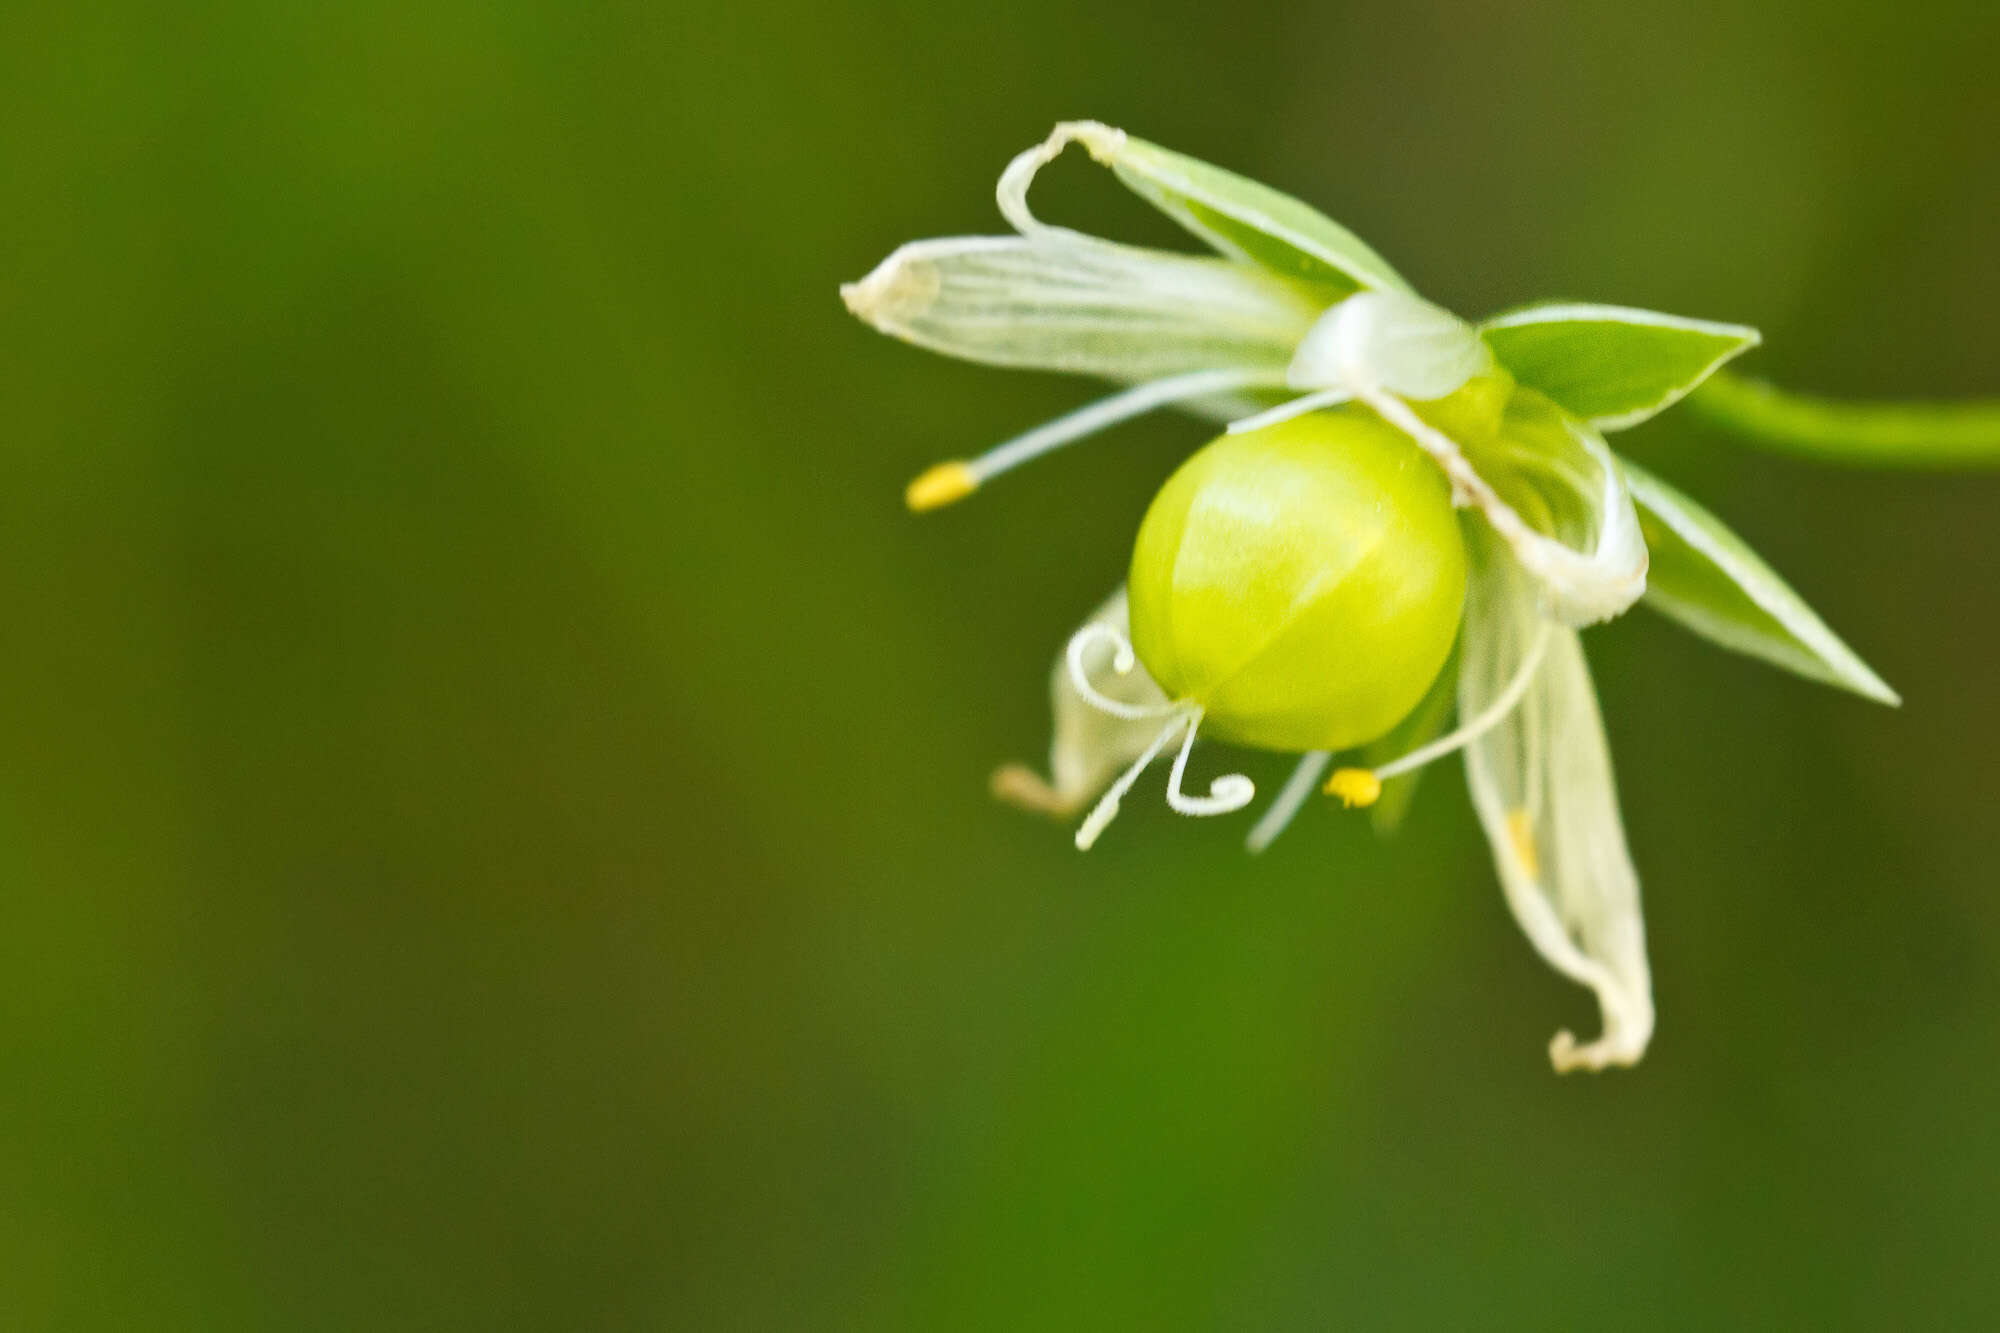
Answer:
top-left (1685, 370), bottom-right (2000, 467)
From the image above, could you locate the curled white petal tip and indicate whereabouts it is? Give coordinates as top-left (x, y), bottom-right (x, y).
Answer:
top-left (990, 763), bottom-right (1086, 818)
top-left (1549, 1019), bottom-right (1654, 1074)
top-left (998, 121), bottom-right (1128, 233)
top-left (1045, 119), bottom-right (1127, 162)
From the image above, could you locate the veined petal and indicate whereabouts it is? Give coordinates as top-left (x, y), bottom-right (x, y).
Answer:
top-left (1460, 538), bottom-right (1654, 1072)
top-left (991, 588), bottom-right (1173, 818)
top-left (842, 234), bottom-right (1320, 382)
top-left (998, 121), bottom-right (1412, 296)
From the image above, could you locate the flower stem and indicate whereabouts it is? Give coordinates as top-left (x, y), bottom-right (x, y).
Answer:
top-left (1685, 371), bottom-right (2000, 467)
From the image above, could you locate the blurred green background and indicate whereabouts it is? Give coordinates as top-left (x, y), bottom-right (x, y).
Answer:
top-left (4, 0), bottom-right (1998, 1327)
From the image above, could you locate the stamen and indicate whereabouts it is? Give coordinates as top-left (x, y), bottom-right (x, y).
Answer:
top-left (1064, 623), bottom-right (1182, 721)
top-left (1226, 388), bottom-right (1354, 435)
top-left (906, 369), bottom-right (1285, 512)
top-left (1075, 712), bottom-right (1189, 851)
top-left (1245, 751), bottom-right (1332, 853)
top-left (1164, 708), bottom-right (1255, 817)
top-left (1324, 623), bottom-right (1553, 811)
top-left (905, 461), bottom-right (979, 512)
top-left (1323, 768), bottom-right (1382, 808)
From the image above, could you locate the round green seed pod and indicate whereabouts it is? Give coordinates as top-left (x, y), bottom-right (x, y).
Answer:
top-left (1127, 409), bottom-right (1467, 753)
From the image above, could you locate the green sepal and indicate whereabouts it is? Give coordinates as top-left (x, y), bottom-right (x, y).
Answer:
top-left (1088, 126), bottom-right (1414, 297)
top-left (1481, 303), bottom-right (1760, 430)
top-left (1622, 457), bottom-right (1898, 705)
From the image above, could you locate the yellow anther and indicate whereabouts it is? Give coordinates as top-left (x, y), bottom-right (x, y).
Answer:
top-left (905, 461), bottom-right (980, 512)
top-left (1506, 808), bottom-right (1540, 879)
top-left (1323, 768), bottom-right (1382, 809)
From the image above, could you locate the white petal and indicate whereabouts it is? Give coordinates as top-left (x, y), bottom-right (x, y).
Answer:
top-left (991, 588), bottom-right (1174, 818)
top-left (842, 234), bottom-right (1319, 383)
top-left (1289, 290), bottom-right (1495, 401)
top-left (1460, 540), bottom-right (1654, 1072)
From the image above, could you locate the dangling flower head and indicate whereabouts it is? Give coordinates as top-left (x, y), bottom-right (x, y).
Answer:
top-left (843, 123), bottom-right (1902, 1072)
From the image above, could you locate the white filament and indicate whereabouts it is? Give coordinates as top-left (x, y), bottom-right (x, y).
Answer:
top-left (1064, 623), bottom-right (1181, 721)
top-left (1164, 708), bottom-right (1255, 817)
top-left (1064, 629), bottom-right (1257, 850)
top-left (1225, 388), bottom-right (1354, 436)
top-left (1244, 751), bottom-right (1332, 854)
top-left (1371, 622), bottom-right (1552, 782)
top-left (1075, 712), bottom-right (1190, 851)
top-left (973, 368), bottom-right (1282, 483)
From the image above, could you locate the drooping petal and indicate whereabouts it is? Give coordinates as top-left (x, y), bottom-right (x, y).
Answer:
top-left (998, 121), bottom-right (1412, 296)
top-left (1459, 536), bottom-right (1654, 1072)
top-left (1623, 458), bottom-right (1899, 705)
top-left (1302, 295), bottom-right (1649, 625)
top-left (842, 234), bottom-right (1320, 383)
top-left (1481, 303), bottom-right (1760, 431)
top-left (991, 589), bottom-right (1174, 818)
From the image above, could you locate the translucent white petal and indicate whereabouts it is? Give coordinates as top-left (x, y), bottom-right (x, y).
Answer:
top-left (1289, 291), bottom-right (1495, 401)
top-left (841, 234), bottom-right (1319, 383)
top-left (991, 589), bottom-right (1175, 818)
top-left (1460, 540), bottom-right (1654, 1072)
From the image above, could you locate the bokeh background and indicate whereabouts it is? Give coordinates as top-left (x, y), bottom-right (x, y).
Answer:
top-left (4, 0), bottom-right (1999, 1327)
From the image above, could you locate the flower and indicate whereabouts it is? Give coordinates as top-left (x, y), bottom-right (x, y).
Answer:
top-left (842, 122), bottom-right (1898, 1072)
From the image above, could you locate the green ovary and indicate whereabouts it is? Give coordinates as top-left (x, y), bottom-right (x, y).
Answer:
top-left (1127, 410), bottom-right (1467, 752)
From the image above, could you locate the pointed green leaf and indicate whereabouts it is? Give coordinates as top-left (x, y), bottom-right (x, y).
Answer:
top-left (1622, 458), bottom-right (1898, 705)
top-left (1003, 122), bottom-right (1413, 297)
top-left (1481, 303), bottom-right (1760, 430)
